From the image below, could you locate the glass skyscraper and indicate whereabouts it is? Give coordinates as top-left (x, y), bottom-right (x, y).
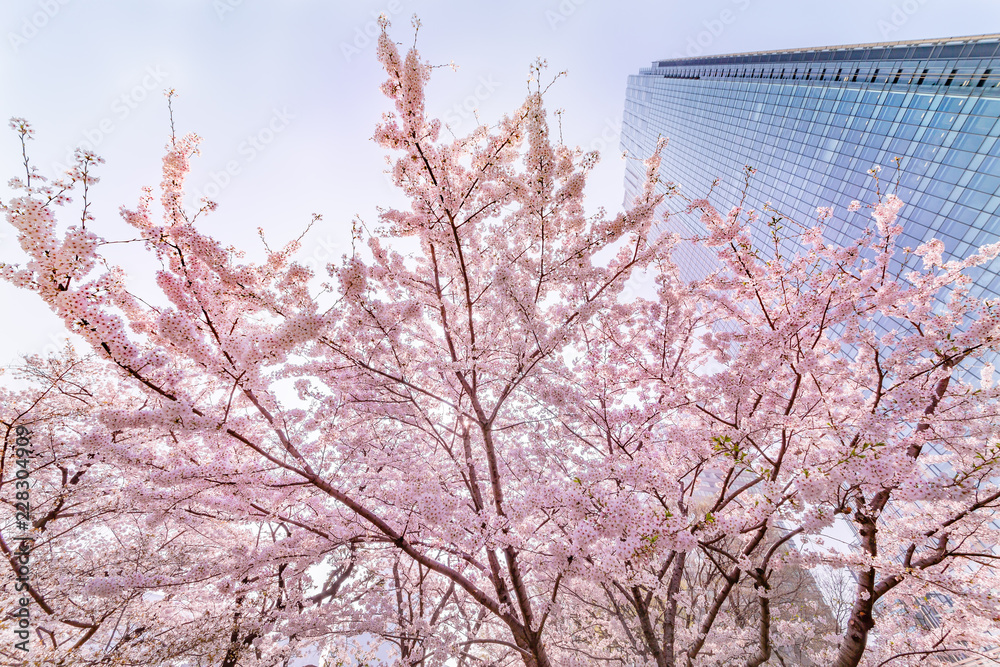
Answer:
top-left (621, 34), bottom-right (1000, 297)
top-left (620, 37), bottom-right (1000, 646)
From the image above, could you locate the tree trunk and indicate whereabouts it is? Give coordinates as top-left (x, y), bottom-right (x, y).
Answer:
top-left (830, 567), bottom-right (876, 667)
top-left (531, 640), bottom-right (553, 667)
top-left (632, 585), bottom-right (668, 667)
top-left (663, 551), bottom-right (687, 667)
top-left (511, 626), bottom-right (552, 667)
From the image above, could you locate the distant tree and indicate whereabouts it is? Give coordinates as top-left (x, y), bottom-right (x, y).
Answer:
top-left (3, 18), bottom-right (999, 667)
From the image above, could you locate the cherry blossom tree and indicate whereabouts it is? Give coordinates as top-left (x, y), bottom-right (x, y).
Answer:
top-left (0, 349), bottom-right (392, 666)
top-left (3, 18), bottom-right (1000, 667)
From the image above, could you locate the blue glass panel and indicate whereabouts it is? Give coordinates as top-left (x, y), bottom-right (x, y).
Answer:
top-left (964, 116), bottom-right (998, 135)
top-left (958, 189), bottom-right (990, 209)
top-left (969, 173), bottom-right (1000, 193)
top-left (942, 150), bottom-right (974, 168)
top-left (972, 98), bottom-right (1000, 116)
top-left (954, 134), bottom-right (987, 152)
top-left (982, 156), bottom-right (1000, 176)
top-left (939, 97), bottom-right (968, 113)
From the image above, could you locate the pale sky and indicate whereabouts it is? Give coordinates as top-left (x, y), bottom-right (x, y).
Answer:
top-left (2, 0), bottom-right (1000, 363)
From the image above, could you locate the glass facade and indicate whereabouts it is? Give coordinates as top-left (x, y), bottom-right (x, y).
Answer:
top-left (621, 35), bottom-right (1000, 299)
top-left (621, 37), bottom-right (1000, 550)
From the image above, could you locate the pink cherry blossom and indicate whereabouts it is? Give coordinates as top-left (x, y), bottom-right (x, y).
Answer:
top-left (3, 21), bottom-right (999, 667)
